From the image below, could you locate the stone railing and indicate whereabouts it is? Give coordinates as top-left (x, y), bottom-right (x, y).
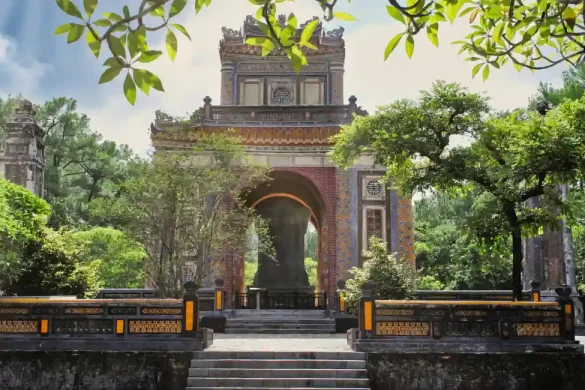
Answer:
top-left (0, 282), bottom-right (212, 351)
top-left (153, 96), bottom-right (367, 129)
top-left (336, 281), bottom-right (542, 316)
top-left (348, 282), bottom-right (581, 353)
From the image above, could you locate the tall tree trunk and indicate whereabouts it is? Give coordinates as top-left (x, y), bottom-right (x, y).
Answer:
top-left (511, 225), bottom-right (524, 301)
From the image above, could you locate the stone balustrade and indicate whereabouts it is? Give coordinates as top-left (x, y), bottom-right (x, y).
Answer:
top-left (348, 282), bottom-right (582, 353)
top-left (0, 282), bottom-right (212, 351)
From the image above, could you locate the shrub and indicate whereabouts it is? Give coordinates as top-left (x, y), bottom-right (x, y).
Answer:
top-left (345, 237), bottom-right (418, 311)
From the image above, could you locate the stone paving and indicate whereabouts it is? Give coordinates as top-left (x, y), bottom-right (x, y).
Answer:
top-left (210, 334), bottom-right (352, 352)
top-left (210, 334), bottom-right (585, 353)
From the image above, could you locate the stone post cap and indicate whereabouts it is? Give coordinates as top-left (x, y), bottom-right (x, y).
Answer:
top-left (203, 96), bottom-right (212, 105)
top-left (555, 285), bottom-right (572, 299)
top-left (337, 279), bottom-right (346, 289)
top-left (530, 280), bottom-right (541, 290)
top-left (184, 281), bottom-right (201, 293)
top-left (361, 281), bottom-right (376, 298)
top-left (215, 278), bottom-right (224, 288)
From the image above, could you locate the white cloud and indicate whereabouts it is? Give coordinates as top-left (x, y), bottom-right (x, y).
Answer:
top-left (344, 20), bottom-right (564, 113)
top-left (0, 33), bottom-right (50, 98)
top-left (80, 3), bottom-right (565, 155)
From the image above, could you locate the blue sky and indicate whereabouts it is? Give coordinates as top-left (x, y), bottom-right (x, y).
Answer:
top-left (0, 0), bottom-right (566, 155)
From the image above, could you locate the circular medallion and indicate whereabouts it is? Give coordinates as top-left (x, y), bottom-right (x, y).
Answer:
top-left (366, 180), bottom-right (382, 196)
top-left (273, 87), bottom-right (291, 104)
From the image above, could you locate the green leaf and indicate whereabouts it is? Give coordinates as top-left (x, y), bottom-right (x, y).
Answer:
top-left (128, 26), bottom-right (147, 59)
top-left (290, 46), bottom-right (306, 72)
top-left (261, 40), bottom-right (274, 56)
top-left (169, 0), bottom-right (188, 18)
top-left (98, 66), bottom-right (123, 84)
top-left (246, 37), bottom-right (268, 46)
top-left (445, 1), bottom-right (464, 24)
top-left (427, 24), bottom-right (439, 47)
top-left (56, 0), bottom-right (84, 19)
top-left (171, 23), bottom-right (191, 40)
top-left (563, 7), bottom-right (577, 29)
top-left (492, 22), bottom-right (504, 44)
top-left (83, 0), bottom-right (98, 17)
top-left (93, 18), bottom-right (112, 27)
top-left (67, 24), bottom-right (85, 43)
top-left (386, 6), bottom-right (405, 24)
top-left (141, 69), bottom-right (164, 92)
top-left (301, 41), bottom-right (318, 50)
top-left (133, 69), bottom-right (151, 96)
top-left (405, 34), bottom-right (415, 59)
top-left (166, 29), bottom-right (178, 61)
top-left (137, 50), bottom-right (163, 63)
top-left (333, 12), bottom-right (357, 21)
top-left (384, 33), bottom-right (403, 60)
top-left (103, 12), bottom-right (123, 22)
top-left (123, 5), bottom-right (130, 19)
top-left (248, 0), bottom-right (266, 5)
top-left (123, 73), bottom-right (137, 105)
top-left (108, 35), bottom-right (126, 58)
top-left (86, 30), bottom-right (101, 57)
top-left (301, 19), bottom-right (319, 43)
top-left (482, 64), bottom-right (490, 81)
top-left (472, 63), bottom-right (483, 78)
top-left (54, 23), bottom-right (74, 35)
top-left (103, 56), bottom-right (124, 67)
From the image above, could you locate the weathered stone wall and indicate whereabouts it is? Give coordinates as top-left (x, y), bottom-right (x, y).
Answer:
top-left (367, 352), bottom-right (585, 390)
top-left (0, 351), bottom-right (192, 390)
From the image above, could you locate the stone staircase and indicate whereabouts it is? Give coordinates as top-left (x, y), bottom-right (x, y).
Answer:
top-left (186, 351), bottom-right (370, 389)
top-left (225, 310), bottom-right (335, 334)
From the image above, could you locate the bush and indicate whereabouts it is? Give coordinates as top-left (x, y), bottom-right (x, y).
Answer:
top-left (345, 237), bottom-right (419, 311)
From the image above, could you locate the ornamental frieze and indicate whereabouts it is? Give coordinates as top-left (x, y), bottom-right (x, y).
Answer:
top-left (152, 126), bottom-right (340, 146)
top-left (238, 62), bottom-right (328, 73)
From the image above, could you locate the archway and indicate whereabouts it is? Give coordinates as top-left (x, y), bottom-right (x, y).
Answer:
top-left (235, 170), bottom-right (329, 305)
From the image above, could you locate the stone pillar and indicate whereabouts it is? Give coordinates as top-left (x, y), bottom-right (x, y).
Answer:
top-left (220, 60), bottom-right (235, 105)
top-left (330, 61), bottom-right (344, 104)
top-left (255, 197), bottom-right (311, 289)
top-left (524, 189), bottom-right (584, 324)
top-left (0, 100), bottom-right (45, 197)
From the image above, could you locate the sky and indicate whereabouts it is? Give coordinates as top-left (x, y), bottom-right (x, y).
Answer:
top-left (0, 0), bottom-right (568, 156)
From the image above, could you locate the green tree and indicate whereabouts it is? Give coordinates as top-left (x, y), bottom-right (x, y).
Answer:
top-left (63, 227), bottom-right (146, 289)
top-left (0, 179), bottom-right (52, 283)
top-left (345, 237), bottom-right (419, 311)
top-left (90, 133), bottom-right (273, 297)
top-left (304, 257), bottom-right (318, 287)
top-left (332, 81), bottom-right (585, 300)
top-left (54, 0), bottom-right (585, 103)
top-left (0, 95), bottom-right (21, 140)
top-left (415, 191), bottom-right (513, 290)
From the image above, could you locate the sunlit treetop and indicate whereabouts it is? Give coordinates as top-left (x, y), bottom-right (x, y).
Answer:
top-left (54, 0), bottom-right (585, 104)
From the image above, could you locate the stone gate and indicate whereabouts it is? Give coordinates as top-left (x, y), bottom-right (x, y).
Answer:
top-left (150, 16), bottom-right (415, 309)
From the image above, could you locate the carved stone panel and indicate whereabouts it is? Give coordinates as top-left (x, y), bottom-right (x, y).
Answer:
top-left (267, 77), bottom-right (296, 106)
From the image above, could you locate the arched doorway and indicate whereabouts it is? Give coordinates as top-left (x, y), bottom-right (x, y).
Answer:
top-left (235, 170), bottom-right (329, 308)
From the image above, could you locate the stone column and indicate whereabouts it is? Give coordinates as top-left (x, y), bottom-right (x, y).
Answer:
top-left (220, 60), bottom-right (235, 105)
top-left (330, 61), bottom-right (344, 105)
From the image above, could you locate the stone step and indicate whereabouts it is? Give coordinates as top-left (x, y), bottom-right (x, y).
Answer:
top-left (226, 323), bottom-right (334, 329)
top-left (186, 377), bottom-right (370, 388)
top-left (232, 310), bottom-right (328, 317)
top-left (227, 320), bottom-right (334, 325)
top-left (188, 368), bottom-right (367, 379)
top-left (186, 388), bottom-right (370, 390)
top-left (224, 328), bottom-right (334, 334)
top-left (190, 359), bottom-right (366, 369)
top-left (193, 351), bottom-right (365, 360)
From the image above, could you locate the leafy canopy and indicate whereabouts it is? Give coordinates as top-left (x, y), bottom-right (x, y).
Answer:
top-left (331, 81), bottom-right (585, 299)
top-left (55, 0), bottom-right (585, 104)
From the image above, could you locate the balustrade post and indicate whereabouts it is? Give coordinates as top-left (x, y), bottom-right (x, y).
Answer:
top-left (182, 281), bottom-right (200, 338)
top-left (530, 280), bottom-right (541, 302)
top-left (556, 285), bottom-right (575, 341)
top-left (359, 281), bottom-right (376, 339)
top-left (203, 96), bottom-right (212, 121)
top-left (323, 290), bottom-right (328, 310)
top-left (214, 278), bottom-right (225, 312)
top-left (337, 279), bottom-right (346, 314)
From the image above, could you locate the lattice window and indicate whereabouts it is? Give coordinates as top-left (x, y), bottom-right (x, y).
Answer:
top-left (362, 206), bottom-right (386, 249)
